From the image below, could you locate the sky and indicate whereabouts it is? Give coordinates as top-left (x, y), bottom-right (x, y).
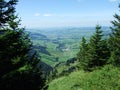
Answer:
top-left (16, 0), bottom-right (119, 28)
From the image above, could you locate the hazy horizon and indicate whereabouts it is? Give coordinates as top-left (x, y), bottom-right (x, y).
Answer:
top-left (26, 26), bottom-right (110, 30)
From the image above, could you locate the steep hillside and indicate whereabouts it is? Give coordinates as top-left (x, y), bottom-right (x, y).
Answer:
top-left (38, 61), bottom-right (53, 78)
top-left (48, 65), bottom-right (120, 90)
top-left (54, 57), bottom-right (79, 76)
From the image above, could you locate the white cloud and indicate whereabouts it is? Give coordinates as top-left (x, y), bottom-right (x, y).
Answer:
top-left (108, 0), bottom-right (118, 2)
top-left (43, 14), bottom-right (52, 17)
top-left (34, 13), bottom-right (41, 16)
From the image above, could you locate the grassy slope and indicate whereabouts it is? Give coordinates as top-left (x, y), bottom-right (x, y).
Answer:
top-left (48, 65), bottom-right (120, 90)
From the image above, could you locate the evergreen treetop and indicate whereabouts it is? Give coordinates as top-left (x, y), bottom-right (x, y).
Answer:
top-left (77, 25), bottom-right (110, 71)
top-left (109, 4), bottom-right (120, 66)
top-left (0, 0), bottom-right (18, 29)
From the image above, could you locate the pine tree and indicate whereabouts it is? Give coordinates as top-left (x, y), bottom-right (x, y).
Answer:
top-left (109, 4), bottom-right (120, 66)
top-left (77, 37), bottom-right (88, 70)
top-left (0, 0), bottom-right (47, 90)
top-left (0, 0), bottom-right (18, 29)
top-left (86, 25), bottom-right (109, 71)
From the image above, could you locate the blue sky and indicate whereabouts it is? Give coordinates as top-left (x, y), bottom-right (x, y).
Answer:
top-left (16, 0), bottom-right (119, 28)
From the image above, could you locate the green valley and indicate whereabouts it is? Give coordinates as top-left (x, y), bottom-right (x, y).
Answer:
top-left (27, 27), bottom-right (110, 66)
